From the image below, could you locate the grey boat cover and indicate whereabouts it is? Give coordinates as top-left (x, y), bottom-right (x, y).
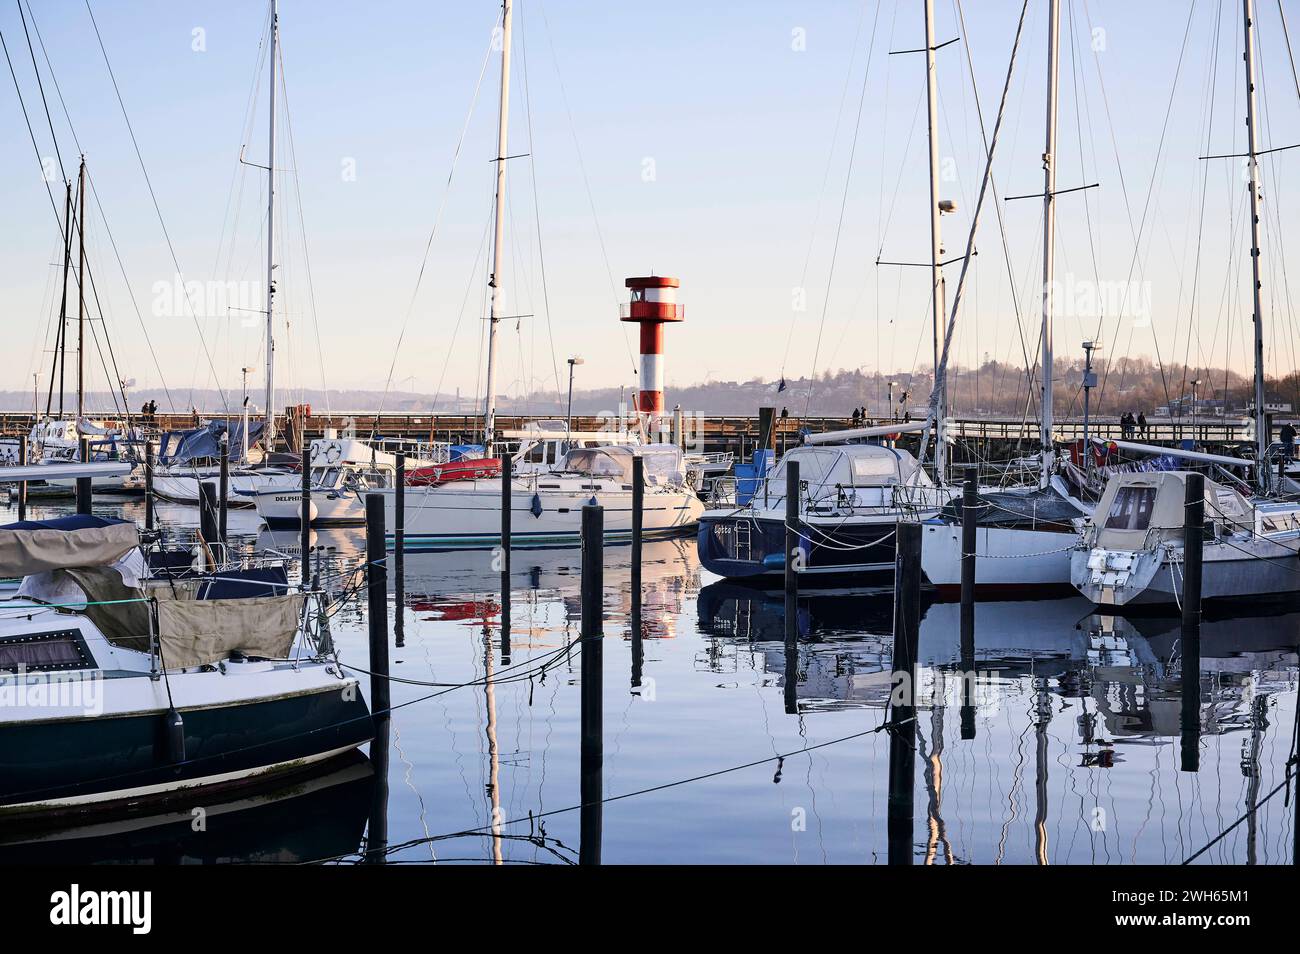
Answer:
top-left (939, 486), bottom-right (1086, 528)
top-left (155, 594), bottom-right (303, 669)
top-left (0, 518), bottom-right (139, 578)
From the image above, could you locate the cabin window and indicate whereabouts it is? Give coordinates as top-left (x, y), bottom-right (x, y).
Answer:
top-left (1104, 486), bottom-right (1158, 531)
top-left (851, 456), bottom-right (898, 481)
top-left (523, 443), bottom-right (547, 464)
top-left (0, 629), bottom-right (93, 673)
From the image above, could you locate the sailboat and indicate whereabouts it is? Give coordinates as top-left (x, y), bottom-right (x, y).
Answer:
top-left (1069, 0), bottom-right (1300, 608)
top-left (25, 160), bottom-right (146, 496)
top-left (919, 0), bottom-right (1095, 597)
top-left (0, 467), bottom-right (372, 816)
top-left (698, 0), bottom-right (967, 582)
top-left (381, 0), bottom-right (704, 551)
top-left (149, 0), bottom-right (301, 508)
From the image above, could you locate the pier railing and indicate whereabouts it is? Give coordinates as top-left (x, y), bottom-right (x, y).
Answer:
top-left (0, 410), bottom-right (1256, 455)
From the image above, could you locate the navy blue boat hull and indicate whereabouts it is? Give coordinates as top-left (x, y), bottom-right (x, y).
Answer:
top-left (697, 513), bottom-right (900, 582)
top-left (0, 685), bottom-right (373, 816)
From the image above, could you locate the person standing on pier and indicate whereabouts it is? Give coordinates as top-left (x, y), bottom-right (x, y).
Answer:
top-left (1281, 421), bottom-right (1296, 461)
top-left (1137, 411), bottom-right (1148, 438)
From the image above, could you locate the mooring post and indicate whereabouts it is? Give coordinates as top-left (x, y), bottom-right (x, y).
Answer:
top-left (199, 481), bottom-right (219, 562)
top-left (631, 455), bottom-right (644, 686)
top-left (218, 434), bottom-right (229, 547)
top-left (888, 520), bottom-right (922, 865)
top-left (366, 493), bottom-right (391, 721)
top-left (784, 460), bottom-right (801, 599)
top-left (960, 465), bottom-right (978, 740)
top-left (782, 459), bottom-right (802, 712)
top-left (16, 435), bottom-right (27, 521)
top-left (580, 504), bottom-right (604, 866)
top-left (1180, 472), bottom-right (1204, 773)
top-left (144, 440), bottom-right (155, 531)
top-left (75, 436), bottom-right (92, 515)
top-left (394, 452), bottom-right (406, 650)
top-left (300, 445), bottom-right (311, 573)
top-left (365, 712), bottom-right (390, 865)
top-left (499, 453), bottom-right (512, 663)
top-left (500, 452), bottom-right (512, 572)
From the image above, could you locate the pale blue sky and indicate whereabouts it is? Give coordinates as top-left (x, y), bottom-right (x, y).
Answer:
top-left (3, 0), bottom-right (1299, 412)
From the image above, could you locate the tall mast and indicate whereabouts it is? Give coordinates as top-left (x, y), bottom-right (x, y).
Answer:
top-left (924, 0), bottom-right (947, 482)
top-left (1243, 0), bottom-right (1268, 486)
top-left (1039, 0), bottom-right (1061, 488)
top-left (76, 157), bottom-right (87, 425)
top-left (50, 178), bottom-right (73, 419)
top-left (483, 0), bottom-right (514, 447)
top-left (265, 0), bottom-right (279, 452)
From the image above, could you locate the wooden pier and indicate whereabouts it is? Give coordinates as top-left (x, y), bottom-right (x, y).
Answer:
top-left (0, 410), bottom-right (1258, 461)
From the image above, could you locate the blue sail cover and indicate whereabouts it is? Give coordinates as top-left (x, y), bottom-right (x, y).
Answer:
top-left (158, 420), bottom-right (265, 465)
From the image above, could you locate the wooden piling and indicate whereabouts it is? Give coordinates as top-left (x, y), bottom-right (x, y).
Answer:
top-left (888, 520), bottom-right (922, 865)
top-left (365, 713), bottom-right (390, 865)
top-left (300, 446), bottom-right (311, 573)
top-left (75, 437), bottom-right (92, 515)
top-left (365, 493), bottom-right (391, 720)
top-left (218, 434), bottom-right (229, 546)
top-left (144, 440), bottom-right (155, 531)
top-left (1180, 472), bottom-right (1204, 772)
top-left (631, 455), bottom-right (644, 685)
top-left (784, 460), bottom-right (801, 600)
top-left (16, 436), bottom-right (27, 521)
top-left (198, 481), bottom-right (219, 560)
top-left (960, 466), bottom-right (978, 740)
top-left (580, 504), bottom-right (604, 866)
top-left (499, 453), bottom-right (512, 662)
top-left (500, 453), bottom-right (512, 572)
top-left (395, 453), bottom-right (405, 650)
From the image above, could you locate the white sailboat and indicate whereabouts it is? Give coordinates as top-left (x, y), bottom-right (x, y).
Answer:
top-left (920, 0), bottom-right (1093, 596)
top-left (1069, 0), bottom-right (1299, 608)
top-left (151, 0), bottom-right (297, 508)
top-left (382, 0), bottom-right (703, 550)
top-left (250, 434), bottom-right (475, 526)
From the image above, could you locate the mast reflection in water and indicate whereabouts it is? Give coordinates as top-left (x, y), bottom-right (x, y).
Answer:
top-left (4, 499), bottom-right (1296, 865)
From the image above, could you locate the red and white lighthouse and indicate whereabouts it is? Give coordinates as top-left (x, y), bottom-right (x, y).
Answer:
top-left (621, 275), bottom-right (684, 427)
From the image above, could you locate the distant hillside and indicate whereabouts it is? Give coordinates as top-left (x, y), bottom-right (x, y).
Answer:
top-left (2, 357), bottom-right (1291, 420)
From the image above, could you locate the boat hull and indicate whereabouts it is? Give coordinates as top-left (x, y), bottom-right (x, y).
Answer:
top-left (153, 470), bottom-right (297, 508)
top-left (0, 676), bottom-right (372, 816)
top-left (697, 511), bottom-right (905, 581)
top-left (386, 481), bottom-right (704, 550)
top-left (254, 488), bottom-right (366, 527)
top-left (1071, 538), bottom-right (1300, 608)
top-left (921, 521), bottom-right (1079, 599)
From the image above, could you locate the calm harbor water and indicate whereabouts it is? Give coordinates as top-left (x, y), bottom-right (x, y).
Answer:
top-left (3, 496), bottom-right (1298, 865)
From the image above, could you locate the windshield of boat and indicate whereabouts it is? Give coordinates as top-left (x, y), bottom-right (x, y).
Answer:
top-left (558, 448), bottom-right (632, 481)
top-left (1103, 486), bottom-right (1157, 531)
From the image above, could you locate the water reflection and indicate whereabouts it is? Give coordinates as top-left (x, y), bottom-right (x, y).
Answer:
top-left (4, 495), bottom-right (1297, 864)
top-left (0, 755), bottom-right (373, 865)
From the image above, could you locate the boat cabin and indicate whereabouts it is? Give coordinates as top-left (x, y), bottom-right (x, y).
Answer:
top-left (760, 443), bottom-right (935, 513)
top-left (1084, 471), bottom-right (1258, 550)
